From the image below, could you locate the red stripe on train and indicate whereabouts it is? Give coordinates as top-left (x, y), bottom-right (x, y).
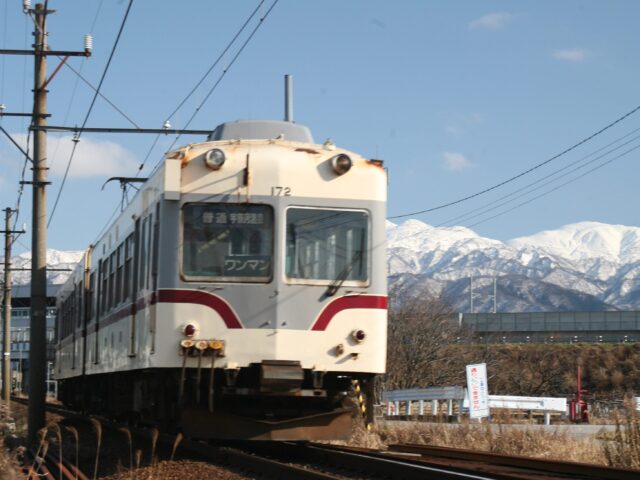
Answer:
top-left (157, 289), bottom-right (243, 329)
top-left (311, 295), bottom-right (387, 331)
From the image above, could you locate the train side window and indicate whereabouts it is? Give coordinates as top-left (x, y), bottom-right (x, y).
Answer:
top-left (146, 213), bottom-right (153, 290)
top-left (70, 290), bottom-right (76, 333)
top-left (87, 272), bottom-right (95, 322)
top-left (139, 217), bottom-right (148, 291)
top-left (108, 252), bottom-right (116, 310)
top-left (76, 280), bottom-right (83, 328)
top-left (116, 243), bottom-right (124, 305)
top-left (124, 234), bottom-right (134, 301)
top-left (100, 260), bottom-right (108, 317)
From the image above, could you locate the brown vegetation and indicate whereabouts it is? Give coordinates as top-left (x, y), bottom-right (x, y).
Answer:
top-left (374, 422), bottom-right (606, 465)
top-left (603, 401), bottom-right (640, 468)
top-left (383, 291), bottom-right (640, 398)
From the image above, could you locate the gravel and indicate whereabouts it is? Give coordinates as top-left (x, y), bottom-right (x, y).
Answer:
top-left (101, 459), bottom-right (255, 480)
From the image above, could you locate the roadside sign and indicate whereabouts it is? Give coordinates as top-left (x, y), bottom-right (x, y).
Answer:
top-left (466, 363), bottom-right (489, 419)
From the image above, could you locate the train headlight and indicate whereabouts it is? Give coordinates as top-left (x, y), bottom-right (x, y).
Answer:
top-left (351, 329), bottom-right (366, 343)
top-left (331, 154), bottom-right (352, 175)
top-left (183, 323), bottom-right (197, 338)
top-left (204, 148), bottom-right (226, 170)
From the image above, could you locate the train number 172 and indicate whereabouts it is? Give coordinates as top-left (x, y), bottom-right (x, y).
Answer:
top-left (271, 186), bottom-right (292, 196)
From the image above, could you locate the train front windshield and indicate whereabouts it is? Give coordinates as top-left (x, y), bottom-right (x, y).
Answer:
top-left (182, 203), bottom-right (274, 282)
top-left (285, 207), bottom-right (368, 284)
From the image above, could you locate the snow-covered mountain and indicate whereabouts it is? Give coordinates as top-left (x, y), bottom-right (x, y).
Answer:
top-left (3, 220), bottom-right (640, 312)
top-left (2, 249), bottom-right (85, 286)
top-left (387, 220), bottom-right (640, 312)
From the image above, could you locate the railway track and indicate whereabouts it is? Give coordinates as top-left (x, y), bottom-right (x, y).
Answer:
top-left (9, 397), bottom-right (640, 479)
top-left (387, 443), bottom-right (638, 480)
top-left (229, 441), bottom-right (640, 480)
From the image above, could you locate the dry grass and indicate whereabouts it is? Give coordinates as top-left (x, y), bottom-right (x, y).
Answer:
top-left (0, 434), bottom-right (19, 480)
top-left (603, 402), bottom-right (640, 468)
top-left (0, 407), bottom-right (20, 480)
top-left (344, 419), bottom-right (608, 466)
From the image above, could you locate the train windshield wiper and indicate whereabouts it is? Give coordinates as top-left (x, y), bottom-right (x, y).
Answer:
top-left (326, 250), bottom-right (363, 297)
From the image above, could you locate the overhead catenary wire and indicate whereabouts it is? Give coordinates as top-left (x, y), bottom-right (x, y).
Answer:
top-left (388, 103), bottom-right (640, 220)
top-left (466, 142), bottom-right (640, 229)
top-left (91, 202), bottom-right (121, 247)
top-left (59, 60), bottom-right (140, 129)
top-left (161, 0), bottom-right (281, 159)
top-left (48, 0), bottom-right (135, 228)
top-left (50, 0), bottom-right (107, 173)
top-left (90, 1), bottom-right (278, 249)
top-left (460, 135), bottom-right (640, 228)
top-left (0, 0), bottom-right (7, 117)
top-left (136, 0), bottom-right (268, 175)
top-left (437, 126), bottom-right (640, 228)
top-left (11, 131), bottom-right (31, 236)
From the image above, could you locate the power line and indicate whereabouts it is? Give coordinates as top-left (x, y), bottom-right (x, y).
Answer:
top-left (90, 202), bottom-right (122, 248)
top-left (136, 0), bottom-right (268, 175)
top-left (388, 103), bottom-right (640, 220)
top-left (11, 131), bottom-right (31, 236)
top-left (167, 0), bottom-right (266, 123)
top-left (50, 0), bottom-right (106, 173)
top-left (460, 135), bottom-right (640, 227)
top-left (162, 0), bottom-right (280, 159)
top-left (466, 142), bottom-right (640, 229)
top-left (0, 0), bottom-right (7, 115)
top-left (48, 0), bottom-right (134, 228)
top-left (437, 126), bottom-right (640, 228)
top-left (60, 60), bottom-right (140, 128)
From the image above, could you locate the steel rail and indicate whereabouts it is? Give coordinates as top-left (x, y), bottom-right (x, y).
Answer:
top-left (45, 451), bottom-right (79, 480)
top-left (166, 434), bottom-right (340, 479)
top-left (299, 443), bottom-right (503, 480)
top-left (219, 447), bottom-right (342, 480)
top-left (25, 449), bottom-right (55, 480)
top-left (47, 450), bottom-right (90, 480)
top-left (387, 443), bottom-right (640, 480)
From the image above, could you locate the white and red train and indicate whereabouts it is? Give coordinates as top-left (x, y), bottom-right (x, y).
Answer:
top-left (55, 119), bottom-right (387, 440)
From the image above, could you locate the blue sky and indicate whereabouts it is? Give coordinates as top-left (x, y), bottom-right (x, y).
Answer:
top-left (1, 0), bottom-right (639, 254)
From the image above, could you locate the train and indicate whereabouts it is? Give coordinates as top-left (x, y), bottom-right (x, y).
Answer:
top-left (55, 118), bottom-right (387, 440)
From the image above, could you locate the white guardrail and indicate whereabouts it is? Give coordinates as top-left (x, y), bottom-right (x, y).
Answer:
top-left (463, 394), bottom-right (566, 425)
top-left (383, 388), bottom-right (567, 425)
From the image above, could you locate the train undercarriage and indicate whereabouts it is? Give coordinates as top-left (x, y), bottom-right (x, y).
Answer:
top-left (58, 363), bottom-right (376, 440)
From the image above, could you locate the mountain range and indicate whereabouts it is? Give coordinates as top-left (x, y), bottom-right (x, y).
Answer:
top-left (3, 220), bottom-right (640, 312)
top-left (387, 220), bottom-right (640, 312)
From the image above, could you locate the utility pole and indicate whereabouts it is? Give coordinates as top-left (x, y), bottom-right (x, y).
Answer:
top-left (2, 208), bottom-right (20, 407)
top-left (469, 276), bottom-right (474, 314)
top-left (2, 209), bottom-right (25, 407)
top-left (0, 2), bottom-right (90, 445)
top-left (493, 277), bottom-right (497, 314)
top-left (29, 2), bottom-right (49, 445)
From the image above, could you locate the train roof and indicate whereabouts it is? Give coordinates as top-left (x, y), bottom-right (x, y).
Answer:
top-left (208, 119), bottom-right (313, 143)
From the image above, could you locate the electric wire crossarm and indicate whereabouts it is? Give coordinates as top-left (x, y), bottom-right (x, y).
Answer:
top-left (31, 125), bottom-right (212, 135)
top-left (0, 48), bottom-right (89, 57)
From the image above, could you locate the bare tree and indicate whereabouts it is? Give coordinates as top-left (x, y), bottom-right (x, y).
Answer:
top-left (381, 289), bottom-right (468, 394)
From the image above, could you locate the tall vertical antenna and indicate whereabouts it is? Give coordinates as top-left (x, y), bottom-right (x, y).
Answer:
top-left (284, 74), bottom-right (293, 122)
